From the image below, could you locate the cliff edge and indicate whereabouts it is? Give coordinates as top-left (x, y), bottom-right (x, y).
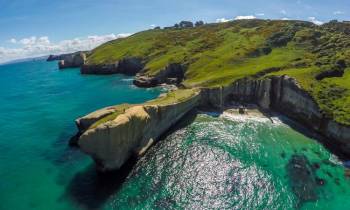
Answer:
top-left (74, 76), bottom-right (349, 171)
top-left (76, 89), bottom-right (201, 171)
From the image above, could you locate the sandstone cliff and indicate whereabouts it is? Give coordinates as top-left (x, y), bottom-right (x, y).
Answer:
top-left (58, 53), bottom-right (87, 69)
top-left (74, 75), bottom-right (350, 171)
top-left (77, 90), bottom-right (201, 171)
top-left (47, 51), bottom-right (89, 68)
top-left (204, 76), bottom-right (350, 157)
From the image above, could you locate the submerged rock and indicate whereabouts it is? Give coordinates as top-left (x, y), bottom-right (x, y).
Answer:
top-left (286, 154), bottom-right (318, 204)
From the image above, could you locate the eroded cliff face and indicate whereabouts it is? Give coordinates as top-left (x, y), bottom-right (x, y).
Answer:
top-left (77, 91), bottom-right (201, 171)
top-left (74, 75), bottom-right (349, 171)
top-left (133, 64), bottom-right (185, 87)
top-left (221, 76), bottom-right (350, 157)
top-left (58, 53), bottom-right (87, 69)
top-left (81, 57), bottom-right (144, 75)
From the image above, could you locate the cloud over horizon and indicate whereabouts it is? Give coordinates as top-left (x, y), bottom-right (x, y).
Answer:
top-left (0, 33), bottom-right (130, 63)
top-left (308, 17), bottom-right (324, 25)
top-left (216, 18), bottom-right (232, 23)
top-left (234, 15), bottom-right (256, 20)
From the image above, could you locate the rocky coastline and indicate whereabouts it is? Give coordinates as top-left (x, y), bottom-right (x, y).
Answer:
top-left (47, 51), bottom-right (89, 69)
top-left (72, 70), bottom-right (350, 171)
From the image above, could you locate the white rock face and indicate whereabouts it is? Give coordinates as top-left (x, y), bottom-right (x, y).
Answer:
top-left (75, 75), bottom-right (350, 171)
top-left (78, 92), bottom-right (201, 171)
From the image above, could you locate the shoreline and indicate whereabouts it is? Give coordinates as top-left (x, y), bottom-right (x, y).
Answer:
top-left (74, 76), bottom-right (350, 171)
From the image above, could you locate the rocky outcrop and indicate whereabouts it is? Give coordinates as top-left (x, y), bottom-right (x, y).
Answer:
top-left (133, 63), bottom-right (185, 87)
top-left (58, 53), bottom-right (87, 69)
top-left (47, 51), bottom-right (88, 62)
top-left (47, 54), bottom-right (62, 61)
top-left (77, 90), bottom-right (201, 171)
top-left (81, 57), bottom-right (143, 75)
top-left (73, 75), bottom-right (350, 171)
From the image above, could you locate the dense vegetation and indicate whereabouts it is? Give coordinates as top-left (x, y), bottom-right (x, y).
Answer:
top-left (86, 19), bottom-right (350, 125)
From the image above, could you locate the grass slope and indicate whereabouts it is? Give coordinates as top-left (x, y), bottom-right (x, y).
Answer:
top-left (86, 19), bottom-right (350, 125)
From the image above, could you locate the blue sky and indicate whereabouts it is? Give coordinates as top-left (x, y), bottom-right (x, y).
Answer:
top-left (0, 0), bottom-right (349, 63)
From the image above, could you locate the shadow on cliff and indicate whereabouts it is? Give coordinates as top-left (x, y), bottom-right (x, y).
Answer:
top-left (64, 110), bottom-right (199, 210)
top-left (65, 157), bottom-right (137, 210)
top-left (158, 109), bottom-right (199, 140)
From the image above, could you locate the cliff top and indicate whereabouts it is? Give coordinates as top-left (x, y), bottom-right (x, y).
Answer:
top-left (86, 19), bottom-right (350, 125)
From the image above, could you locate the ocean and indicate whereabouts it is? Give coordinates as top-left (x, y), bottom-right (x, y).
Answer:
top-left (0, 60), bottom-right (349, 210)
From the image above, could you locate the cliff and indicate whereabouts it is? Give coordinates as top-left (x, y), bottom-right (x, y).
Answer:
top-left (74, 76), bottom-right (349, 171)
top-left (80, 19), bottom-right (350, 126)
top-left (80, 57), bottom-right (143, 75)
top-left (47, 51), bottom-right (89, 69)
top-left (71, 19), bottom-right (350, 171)
top-left (58, 53), bottom-right (87, 69)
top-left (76, 89), bottom-right (201, 171)
top-left (223, 76), bottom-right (350, 157)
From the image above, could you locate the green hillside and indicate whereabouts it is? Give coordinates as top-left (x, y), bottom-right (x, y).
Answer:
top-left (86, 19), bottom-right (350, 125)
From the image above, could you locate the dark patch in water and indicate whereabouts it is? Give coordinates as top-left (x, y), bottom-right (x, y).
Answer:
top-left (325, 170), bottom-right (333, 178)
top-left (302, 148), bottom-right (308, 152)
top-left (281, 152), bottom-right (286, 159)
top-left (41, 127), bottom-right (85, 166)
top-left (28, 201), bottom-right (38, 209)
top-left (334, 178), bottom-right (341, 186)
top-left (313, 150), bottom-right (322, 158)
top-left (286, 154), bottom-right (318, 207)
top-left (312, 163), bottom-right (320, 170)
top-left (64, 156), bottom-right (137, 210)
top-left (276, 116), bottom-right (349, 160)
top-left (316, 177), bottom-right (326, 186)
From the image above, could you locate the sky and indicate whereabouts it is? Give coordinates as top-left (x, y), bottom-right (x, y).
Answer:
top-left (0, 0), bottom-right (349, 63)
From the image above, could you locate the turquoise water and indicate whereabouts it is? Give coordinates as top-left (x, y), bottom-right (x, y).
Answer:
top-left (1, 60), bottom-right (350, 210)
top-left (0, 60), bottom-right (163, 210)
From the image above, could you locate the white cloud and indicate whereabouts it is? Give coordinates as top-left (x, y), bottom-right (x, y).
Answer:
top-left (282, 17), bottom-right (290, 20)
top-left (234, 15), bottom-right (256, 20)
top-left (280, 10), bottom-right (287, 15)
top-left (308, 17), bottom-right (324, 25)
top-left (216, 18), bottom-right (232, 23)
top-left (255, 13), bottom-right (265, 16)
top-left (150, 24), bottom-right (156, 28)
top-left (9, 38), bottom-right (17, 44)
top-left (334, 11), bottom-right (345, 15)
top-left (0, 33), bottom-right (130, 63)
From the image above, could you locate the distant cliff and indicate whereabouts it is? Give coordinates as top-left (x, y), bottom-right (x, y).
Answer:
top-left (47, 51), bottom-right (89, 69)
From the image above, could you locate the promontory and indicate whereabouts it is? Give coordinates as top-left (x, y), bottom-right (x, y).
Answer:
top-left (63, 19), bottom-right (350, 171)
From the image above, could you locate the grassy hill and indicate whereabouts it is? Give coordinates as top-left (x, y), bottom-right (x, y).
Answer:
top-left (85, 19), bottom-right (350, 126)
